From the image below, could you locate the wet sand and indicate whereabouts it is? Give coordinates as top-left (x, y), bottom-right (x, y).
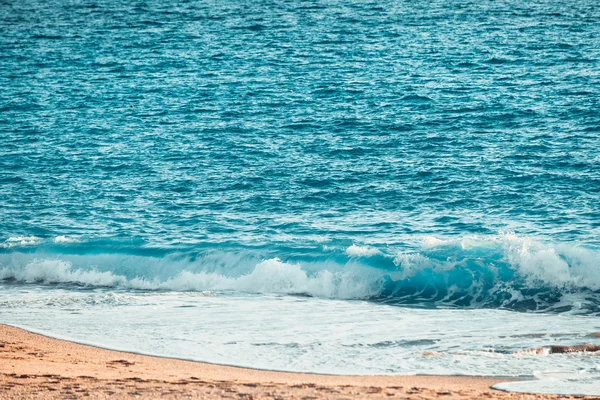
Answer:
top-left (0, 324), bottom-right (593, 399)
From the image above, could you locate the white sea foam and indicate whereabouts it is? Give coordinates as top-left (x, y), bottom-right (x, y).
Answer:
top-left (0, 259), bottom-right (128, 287)
top-left (2, 236), bottom-right (41, 248)
top-left (1, 233), bottom-right (600, 303)
top-left (0, 257), bottom-right (381, 299)
top-left (392, 252), bottom-right (433, 278)
top-left (421, 236), bottom-right (447, 248)
top-left (501, 233), bottom-right (600, 289)
top-left (2, 289), bottom-right (599, 395)
top-left (53, 235), bottom-right (79, 244)
top-left (345, 244), bottom-right (381, 257)
top-left (406, 233), bottom-right (600, 290)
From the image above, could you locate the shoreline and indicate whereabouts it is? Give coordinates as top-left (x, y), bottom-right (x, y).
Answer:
top-left (0, 324), bottom-right (590, 399)
top-left (2, 322), bottom-right (526, 381)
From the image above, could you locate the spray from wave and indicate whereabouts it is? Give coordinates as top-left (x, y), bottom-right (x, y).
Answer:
top-left (1, 233), bottom-right (599, 314)
top-left (0, 247), bottom-right (383, 299)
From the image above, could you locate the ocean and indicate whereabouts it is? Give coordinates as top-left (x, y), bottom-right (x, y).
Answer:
top-left (1, 0), bottom-right (599, 395)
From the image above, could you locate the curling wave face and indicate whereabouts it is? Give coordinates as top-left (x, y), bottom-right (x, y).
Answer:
top-left (2, 233), bottom-right (599, 314)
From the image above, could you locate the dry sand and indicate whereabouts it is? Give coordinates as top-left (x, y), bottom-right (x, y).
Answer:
top-left (0, 324), bottom-right (594, 399)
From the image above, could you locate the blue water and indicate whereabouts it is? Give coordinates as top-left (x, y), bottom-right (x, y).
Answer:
top-left (1, 0), bottom-right (600, 394)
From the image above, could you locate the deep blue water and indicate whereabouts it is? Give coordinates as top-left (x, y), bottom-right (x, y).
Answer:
top-left (1, 0), bottom-right (600, 313)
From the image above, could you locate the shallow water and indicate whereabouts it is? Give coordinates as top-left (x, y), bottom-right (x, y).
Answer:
top-left (1, 0), bottom-right (600, 395)
top-left (2, 286), bottom-right (600, 395)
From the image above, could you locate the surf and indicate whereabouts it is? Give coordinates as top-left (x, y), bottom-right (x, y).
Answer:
top-left (2, 233), bottom-right (599, 314)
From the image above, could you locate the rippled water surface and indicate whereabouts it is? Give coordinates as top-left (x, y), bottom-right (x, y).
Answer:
top-left (2, 0), bottom-right (600, 244)
top-left (1, 0), bottom-right (600, 395)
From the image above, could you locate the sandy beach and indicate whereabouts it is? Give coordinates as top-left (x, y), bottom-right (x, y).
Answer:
top-left (0, 324), bottom-right (594, 400)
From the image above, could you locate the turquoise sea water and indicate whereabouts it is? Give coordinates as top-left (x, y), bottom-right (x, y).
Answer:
top-left (1, 0), bottom-right (600, 395)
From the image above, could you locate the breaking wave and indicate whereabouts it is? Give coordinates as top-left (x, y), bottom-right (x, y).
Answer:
top-left (1, 233), bottom-right (599, 314)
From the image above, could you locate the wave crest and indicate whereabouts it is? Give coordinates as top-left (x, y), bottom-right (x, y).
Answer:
top-left (1, 234), bottom-right (600, 314)
top-left (0, 257), bottom-right (381, 300)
